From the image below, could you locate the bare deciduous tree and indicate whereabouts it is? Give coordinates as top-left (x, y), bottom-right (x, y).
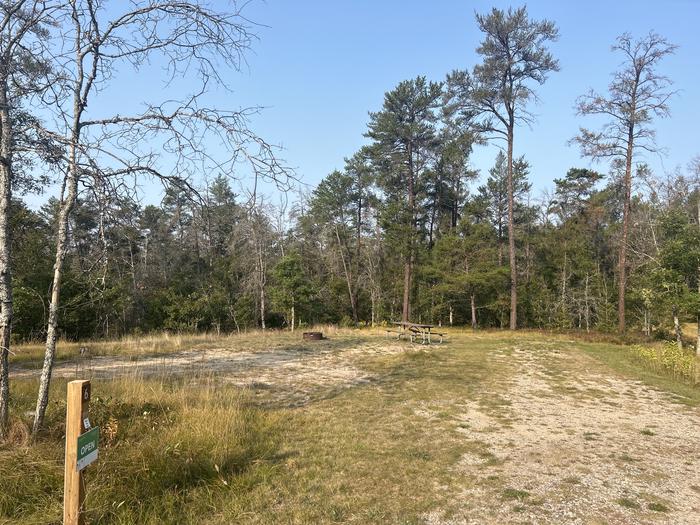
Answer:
top-left (32, 0), bottom-right (289, 434)
top-left (573, 32), bottom-right (676, 333)
top-left (232, 204), bottom-right (277, 331)
top-left (0, 0), bottom-right (59, 438)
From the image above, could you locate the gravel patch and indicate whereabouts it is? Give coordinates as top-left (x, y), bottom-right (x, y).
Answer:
top-left (438, 344), bottom-right (700, 525)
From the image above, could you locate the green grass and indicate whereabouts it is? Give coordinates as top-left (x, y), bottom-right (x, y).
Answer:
top-left (648, 502), bottom-right (669, 512)
top-left (616, 497), bottom-right (640, 509)
top-left (1, 328), bottom-right (697, 523)
top-left (1, 377), bottom-right (281, 524)
top-left (1, 330), bottom-right (498, 523)
top-left (501, 488), bottom-right (530, 501)
top-left (578, 342), bottom-right (700, 406)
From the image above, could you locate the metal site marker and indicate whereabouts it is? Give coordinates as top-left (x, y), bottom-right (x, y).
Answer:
top-left (64, 380), bottom-right (99, 525)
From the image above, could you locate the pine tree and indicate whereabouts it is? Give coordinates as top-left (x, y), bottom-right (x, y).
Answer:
top-left (366, 77), bottom-right (442, 322)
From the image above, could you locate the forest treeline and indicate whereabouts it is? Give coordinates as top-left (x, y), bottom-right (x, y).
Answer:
top-left (11, 150), bottom-right (700, 341)
top-left (8, 9), bottom-right (700, 346)
top-left (0, 2), bottom-right (699, 436)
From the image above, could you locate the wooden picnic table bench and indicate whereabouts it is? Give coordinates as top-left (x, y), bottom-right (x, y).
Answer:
top-left (385, 321), bottom-right (445, 344)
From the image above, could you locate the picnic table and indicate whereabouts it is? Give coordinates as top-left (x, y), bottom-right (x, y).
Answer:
top-left (385, 321), bottom-right (444, 344)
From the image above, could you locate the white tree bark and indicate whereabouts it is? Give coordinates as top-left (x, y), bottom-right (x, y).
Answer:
top-left (470, 294), bottom-right (477, 330)
top-left (673, 306), bottom-right (683, 352)
top-left (0, 0), bottom-right (56, 439)
top-left (257, 240), bottom-right (266, 330)
top-left (33, 140), bottom-right (80, 434)
top-left (30, 1), bottom-right (283, 433)
top-left (0, 82), bottom-right (13, 438)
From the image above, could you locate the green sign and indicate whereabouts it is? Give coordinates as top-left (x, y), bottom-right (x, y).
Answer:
top-left (77, 427), bottom-right (99, 471)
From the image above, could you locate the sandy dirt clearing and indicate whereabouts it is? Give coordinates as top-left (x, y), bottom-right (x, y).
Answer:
top-left (425, 342), bottom-right (700, 525)
top-left (10, 338), bottom-right (406, 406)
top-left (11, 335), bottom-right (700, 523)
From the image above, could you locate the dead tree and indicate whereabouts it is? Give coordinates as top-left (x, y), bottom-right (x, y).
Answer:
top-left (573, 32), bottom-right (676, 333)
top-left (232, 204), bottom-right (276, 331)
top-left (32, 0), bottom-right (289, 434)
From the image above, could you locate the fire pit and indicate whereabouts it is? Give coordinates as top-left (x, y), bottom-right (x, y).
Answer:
top-left (302, 331), bottom-right (324, 341)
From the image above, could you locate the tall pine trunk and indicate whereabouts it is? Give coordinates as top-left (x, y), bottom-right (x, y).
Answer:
top-left (0, 81), bottom-right (13, 438)
top-left (618, 124), bottom-right (634, 333)
top-left (402, 143), bottom-right (415, 323)
top-left (402, 258), bottom-right (412, 323)
top-left (584, 273), bottom-right (591, 333)
top-left (507, 126), bottom-right (517, 330)
top-left (355, 184), bottom-right (362, 323)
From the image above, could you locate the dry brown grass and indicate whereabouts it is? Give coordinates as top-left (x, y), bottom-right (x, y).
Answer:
top-left (10, 325), bottom-right (355, 367)
top-left (2, 328), bottom-right (698, 524)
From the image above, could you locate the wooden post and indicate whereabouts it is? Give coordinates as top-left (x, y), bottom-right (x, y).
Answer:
top-left (64, 380), bottom-right (90, 525)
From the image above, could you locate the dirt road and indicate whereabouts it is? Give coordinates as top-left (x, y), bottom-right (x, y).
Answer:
top-left (429, 339), bottom-right (700, 525)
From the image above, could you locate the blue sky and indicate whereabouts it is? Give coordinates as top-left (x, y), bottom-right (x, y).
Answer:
top-left (232, 0), bottom-right (699, 197)
top-left (27, 0), bottom-right (700, 208)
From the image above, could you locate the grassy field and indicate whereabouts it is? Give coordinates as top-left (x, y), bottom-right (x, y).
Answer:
top-left (2, 328), bottom-right (699, 524)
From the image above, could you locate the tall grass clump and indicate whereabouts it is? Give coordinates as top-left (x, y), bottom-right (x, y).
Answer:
top-left (629, 341), bottom-right (698, 385)
top-left (0, 377), bottom-right (281, 524)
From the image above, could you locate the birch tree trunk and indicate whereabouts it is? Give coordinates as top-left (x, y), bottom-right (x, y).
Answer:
top-left (643, 309), bottom-right (649, 337)
top-left (259, 256), bottom-right (266, 331)
top-left (471, 294), bottom-right (477, 330)
top-left (0, 2), bottom-right (61, 436)
top-left (673, 305), bottom-right (682, 351)
top-left (32, 5), bottom-right (86, 431)
top-left (33, 156), bottom-right (80, 434)
top-left (0, 81), bottom-right (13, 438)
